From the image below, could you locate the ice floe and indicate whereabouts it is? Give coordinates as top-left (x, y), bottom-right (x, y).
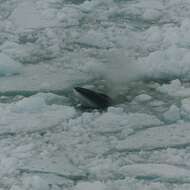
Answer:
top-left (2, 0), bottom-right (190, 189)
top-left (120, 164), bottom-right (190, 183)
top-left (116, 123), bottom-right (190, 151)
top-left (0, 53), bottom-right (22, 76)
top-left (163, 105), bottom-right (180, 123)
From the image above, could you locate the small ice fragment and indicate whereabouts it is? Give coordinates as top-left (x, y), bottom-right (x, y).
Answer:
top-left (163, 105), bottom-right (180, 123)
top-left (134, 94), bottom-right (152, 102)
top-left (150, 100), bottom-right (165, 107)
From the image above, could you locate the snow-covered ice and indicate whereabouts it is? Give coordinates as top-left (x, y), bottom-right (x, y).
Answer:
top-left (134, 93), bottom-right (152, 102)
top-left (2, 0), bottom-right (190, 189)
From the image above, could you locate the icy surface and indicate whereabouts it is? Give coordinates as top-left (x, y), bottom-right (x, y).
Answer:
top-left (1, 0), bottom-right (190, 189)
top-left (0, 53), bottom-right (22, 76)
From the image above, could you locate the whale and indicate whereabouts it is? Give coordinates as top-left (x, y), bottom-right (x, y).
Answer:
top-left (73, 87), bottom-right (112, 109)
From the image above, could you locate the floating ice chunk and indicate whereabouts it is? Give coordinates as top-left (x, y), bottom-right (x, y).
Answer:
top-left (150, 100), bottom-right (165, 107)
top-left (120, 164), bottom-right (190, 183)
top-left (116, 123), bottom-right (190, 151)
top-left (125, 113), bottom-right (162, 128)
top-left (181, 98), bottom-right (190, 120)
top-left (157, 79), bottom-right (190, 97)
top-left (139, 47), bottom-right (189, 80)
top-left (93, 111), bottom-right (126, 133)
top-left (11, 95), bottom-right (47, 113)
top-left (10, 93), bottom-right (68, 113)
top-left (163, 105), bottom-right (180, 123)
top-left (75, 181), bottom-right (106, 190)
top-left (0, 98), bottom-right (75, 133)
top-left (93, 110), bottom-right (162, 135)
top-left (32, 93), bottom-right (68, 105)
top-left (0, 53), bottom-right (22, 76)
top-left (134, 94), bottom-right (152, 102)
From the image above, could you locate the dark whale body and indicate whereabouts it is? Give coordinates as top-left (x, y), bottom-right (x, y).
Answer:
top-left (73, 87), bottom-right (112, 109)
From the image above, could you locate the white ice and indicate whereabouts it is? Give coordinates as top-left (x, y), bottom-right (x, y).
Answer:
top-left (1, 0), bottom-right (190, 189)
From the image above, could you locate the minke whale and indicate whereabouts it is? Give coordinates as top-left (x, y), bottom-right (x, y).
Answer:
top-left (73, 87), bottom-right (112, 109)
